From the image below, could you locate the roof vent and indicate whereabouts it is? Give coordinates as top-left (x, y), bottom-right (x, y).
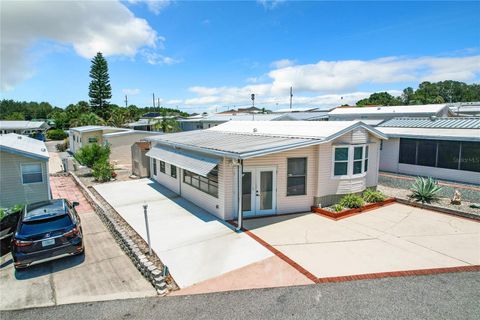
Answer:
top-left (17, 135), bottom-right (22, 139)
top-left (41, 148), bottom-right (46, 152)
top-left (253, 128), bottom-right (258, 133)
top-left (430, 116), bottom-right (437, 121)
top-left (377, 107), bottom-right (381, 110)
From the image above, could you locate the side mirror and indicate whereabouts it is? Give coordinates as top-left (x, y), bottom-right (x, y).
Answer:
top-left (72, 201), bottom-right (79, 207)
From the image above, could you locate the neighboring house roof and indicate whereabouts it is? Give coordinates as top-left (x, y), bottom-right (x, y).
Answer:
top-left (328, 104), bottom-right (450, 116)
top-left (177, 114), bottom-right (284, 123)
top-left (69, 126), bottom-right (128, 133)
top-left (379, 117), bottom-right (480, 129)
top-left (0, 120), bottom-right (49, 130)
top-left (0, 133), bottom-right (49, 160)
top-left (377, 117), bottom-right (480, 142)
top-left (102, 130), bottom-right (164, 137)
top-left (273, 112), bottom-right (329, 121)
top-left (147, 121), bottom-right (387, 159)
top-left (273, 107), bottom-right (322, 113)
top-left (449, 102), bottom-right (480, 116)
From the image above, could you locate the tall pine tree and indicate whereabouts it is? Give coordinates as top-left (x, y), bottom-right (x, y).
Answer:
top-left (88, 52), bottom-right (112, 119)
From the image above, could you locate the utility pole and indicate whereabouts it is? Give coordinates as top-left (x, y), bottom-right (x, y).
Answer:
top-left (124, 95), bottom-right (128, 108)
top-left (153, 93), bottom-right (155, 108)
top-left (157, 98), bottom-right (161, 108)
top-left (251, 93), bottom-right (255, 107)
top-left (289, 86), bottom-right (293, 109)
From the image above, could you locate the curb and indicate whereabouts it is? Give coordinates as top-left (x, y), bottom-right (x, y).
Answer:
top-left (395, 198), bottom-right (480, 222)
top-left (69, 172), bottom-right (169, 295)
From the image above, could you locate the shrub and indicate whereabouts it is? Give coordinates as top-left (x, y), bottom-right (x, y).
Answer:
top-left (92, 159), bottom-right (114, 182)
top-left (362, 188), bottom-right (386, 203)
top-left (47, 129), bottom-right (68, 140)
top-left (409, 177), bottom-right (442, 203)
top-left (56, 138), bottom-right (69, 152)
top-left (74, 143), bottom-right (110, 168)
top-left (333, 204), bottom-right (344, 212)
top-left (339, 194), bottom-right (365, 209)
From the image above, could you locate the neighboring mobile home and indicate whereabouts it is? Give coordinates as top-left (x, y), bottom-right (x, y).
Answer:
top-left (377, 117), bottom-right (480, 185)
top-left (328, 104), bottom-right (453, 124)
top-left (69, 126), bottom-right (129, 154)
top-left (145, 121), bottom-right (387, 227)
top-left (0, 134), bottom-right (51, 208)
top-left (0, 120), bottom-right (50, 140)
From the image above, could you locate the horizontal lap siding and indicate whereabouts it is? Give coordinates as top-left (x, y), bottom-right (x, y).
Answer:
top-left (243, 145), bottom-right (318, 215)
top-left (318, 129), bottom-right (379, 198)
top-left (151, 159), bottom-right (180, 193)
top-left (0, 152), bottom-right (49, 207)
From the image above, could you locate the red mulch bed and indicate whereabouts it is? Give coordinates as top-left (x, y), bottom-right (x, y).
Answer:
top-left (311, 198), bottom-right (396, 220)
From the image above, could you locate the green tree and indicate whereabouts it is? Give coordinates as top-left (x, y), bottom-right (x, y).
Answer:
top-left (70, 112), bottom-right (105, 127)
top-left (153, 111), bottom-right (181, 133)
top-left (357, 92), bottom-right (403, 106)
top-left (4, 112), bottom-right (25, 120)
top-left (88, 52), bottom-right (112, 119)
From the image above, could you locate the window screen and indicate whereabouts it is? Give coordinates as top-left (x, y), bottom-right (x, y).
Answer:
top-left (399, 139), bottom-right (417, 165)
top-left (22, 163), bottom-right (43, 184)
top-left (287, 158), bottom-right (306, 195)
top-left (460, 142), bottom-right (480, 172)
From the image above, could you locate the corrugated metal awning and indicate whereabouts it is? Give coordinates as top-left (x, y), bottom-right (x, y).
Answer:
top-left (146, 145), bottom-right (220, 177)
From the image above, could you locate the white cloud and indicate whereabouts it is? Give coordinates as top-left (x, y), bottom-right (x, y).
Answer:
top-left (127, 0), bottom-right (172, 15)
top-left (175, 54), bottom-right (480, 110)
top-left (142, 51), bottom-right (181, 65)
top-left (271, 59), bottom-right (295, 68)
top-left (122, 88), bottom-right (141, 95)
top-left (257, 0), bottom-right (286, 9)
top-left (1, 0), bottom-right (159, 91)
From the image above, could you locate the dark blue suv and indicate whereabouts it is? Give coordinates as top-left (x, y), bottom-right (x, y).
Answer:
top-left (11, 199), bottom-right (84, 270)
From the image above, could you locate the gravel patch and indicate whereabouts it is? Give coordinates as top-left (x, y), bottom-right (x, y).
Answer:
top-left (377, 184), bottom-right (480, 217)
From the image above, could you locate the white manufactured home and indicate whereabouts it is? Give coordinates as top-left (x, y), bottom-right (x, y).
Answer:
top-left (377, 117), bottom-right (480, 185)
top-left (0, 134), bottom-right (51, 208)
top-left (145, 121), bottom-right (387, 226)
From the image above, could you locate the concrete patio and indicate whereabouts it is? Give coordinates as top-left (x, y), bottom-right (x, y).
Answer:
top-left (244, 203), bottom-right (480, 280)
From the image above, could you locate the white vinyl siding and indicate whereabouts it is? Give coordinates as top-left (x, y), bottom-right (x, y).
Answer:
top-left (0, 151), bottom-right (50, 208)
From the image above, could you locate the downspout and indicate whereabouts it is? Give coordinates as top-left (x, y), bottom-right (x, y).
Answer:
top-left (236, 159), bottom-right (243, 232)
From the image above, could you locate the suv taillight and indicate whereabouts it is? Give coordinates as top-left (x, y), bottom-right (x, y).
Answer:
top-left (63, 226), bottom-right (80, 237)
top-left (13, 239), bottom-right (33, 247)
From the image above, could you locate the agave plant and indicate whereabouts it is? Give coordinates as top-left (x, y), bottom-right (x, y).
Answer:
top-left (409, 177), bottom-right (442, 204)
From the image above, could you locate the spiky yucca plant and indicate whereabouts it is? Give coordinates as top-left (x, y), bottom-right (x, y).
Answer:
top-left (409, 177), bottom-right (442, 203)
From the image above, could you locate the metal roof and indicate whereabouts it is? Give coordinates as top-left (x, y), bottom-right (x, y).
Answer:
top-left (377, 127), bottom-right (480, 142)
top-left (0, 120), bottom-right (49, 130)
top-left (200, 114), bottom-right (283, 122)
top-left (69, 126), bottom-right (128, 133)
top-left (147, 121), bottom-right (387, 159)
top-left (328, 104), bottom-right (449, 116)
top-left (273, 112), bottom-right (329, 121)
top-left (146, 145), bottom-right (220, 177)
top-left (379, 117), bottom-right (480, 129)
top-left (0, 133), bottom-right (49, 160)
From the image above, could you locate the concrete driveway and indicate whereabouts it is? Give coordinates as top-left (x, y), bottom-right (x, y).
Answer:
top-left (0, 176), bottom-right (156, 311)
top-left (94, 179), bottom-right (275, 288)
top-left (244, 203), bottom-right (480, 280)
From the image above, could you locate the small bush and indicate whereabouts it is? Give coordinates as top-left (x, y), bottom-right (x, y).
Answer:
top-left (333, 204), bottom-right (344, 212)
top-left (47, 129), bottom-right (68, 140)
top-left (92, 159), bottom-right (114, 182)
top-left (339, 194), bottom-right (365, 209)
top-left (362, 188), bottom-right (386, 203)
top-left (74, 143), bottom-right (110, 168)
top-left (409, 177), bottom-right (442, 204)
top-left (56, 138), bottom-right (69, 152)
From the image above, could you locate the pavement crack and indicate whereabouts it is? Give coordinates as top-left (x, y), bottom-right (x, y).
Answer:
top-left (49, 263), bottom-right (57, 306)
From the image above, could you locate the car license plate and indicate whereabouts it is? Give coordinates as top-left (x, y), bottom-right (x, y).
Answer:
top-left (42, 238), bottom-right (55, 247)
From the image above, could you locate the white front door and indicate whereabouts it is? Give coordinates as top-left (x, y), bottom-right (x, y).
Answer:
top-left (242, 167), bottom-right (277, 217)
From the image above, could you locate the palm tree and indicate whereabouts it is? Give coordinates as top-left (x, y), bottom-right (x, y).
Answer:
top-left (70, 112), bottom-right (105, 127)
top-left (153, 111), bottom-right (181, 133)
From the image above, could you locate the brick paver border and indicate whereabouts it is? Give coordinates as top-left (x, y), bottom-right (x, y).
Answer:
top-left (229, 219), bottom-right (480, 285)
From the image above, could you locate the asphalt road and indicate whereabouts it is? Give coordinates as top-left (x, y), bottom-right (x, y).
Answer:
top-left (3, 271), bottom-right (480, 320)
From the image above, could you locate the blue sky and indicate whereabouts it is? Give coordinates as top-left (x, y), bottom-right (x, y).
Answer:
top-left (1, 1), bottom-right (479, 113)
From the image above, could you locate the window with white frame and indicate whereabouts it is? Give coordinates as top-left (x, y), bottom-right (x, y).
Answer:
top-left (22, 163), bottom-right (43, 184)
top-left (333, 145), bottom-right (368, 177)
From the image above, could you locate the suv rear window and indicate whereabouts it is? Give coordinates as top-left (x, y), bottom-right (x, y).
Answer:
top-left (20, 214), bottom-right (73, 235)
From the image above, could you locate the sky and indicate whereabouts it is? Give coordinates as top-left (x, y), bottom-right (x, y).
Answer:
top-left (1, 0), bottom-right (479, 113)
